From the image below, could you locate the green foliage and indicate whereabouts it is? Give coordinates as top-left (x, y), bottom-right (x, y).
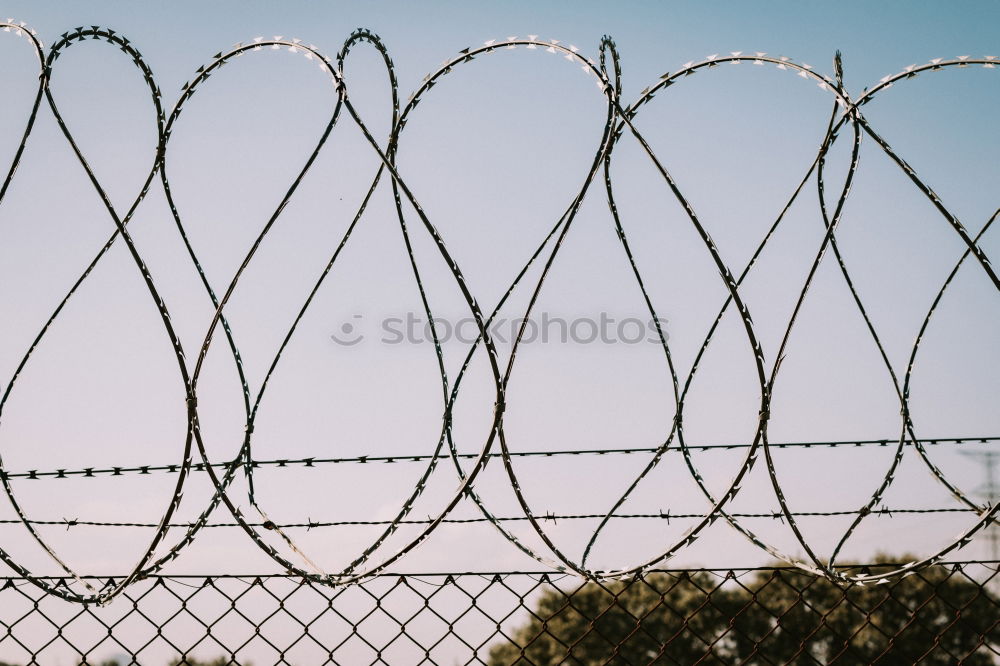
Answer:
top-left (488, 560), bottom-right (999, 664)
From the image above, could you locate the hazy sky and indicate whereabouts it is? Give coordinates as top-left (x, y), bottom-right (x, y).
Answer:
top-left (0, 0), bottom-right (998, 589)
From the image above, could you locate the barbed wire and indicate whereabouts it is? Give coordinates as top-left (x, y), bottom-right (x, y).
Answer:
top-left (0, 436), bottom-right (995, 481)
top-left (0, 506), bottom-right (983, 531)
top-left (1, 559), bottom-right (996, 582)
top-left (0, 19), bottom-right (997, 602)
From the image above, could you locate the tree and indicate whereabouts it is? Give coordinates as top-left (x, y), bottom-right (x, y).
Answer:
top-left (488, 559), bottom-right (999, 664)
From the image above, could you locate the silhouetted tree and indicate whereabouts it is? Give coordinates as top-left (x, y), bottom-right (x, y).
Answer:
top-left (488, 559), bottom-right (999, 664)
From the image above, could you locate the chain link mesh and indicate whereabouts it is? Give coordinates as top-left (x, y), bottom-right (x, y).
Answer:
top-left (0, 563), bottom-right (996, 665)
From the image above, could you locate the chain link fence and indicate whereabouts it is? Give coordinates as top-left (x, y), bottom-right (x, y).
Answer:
top-left (0, 562), bottom-right (996, 665)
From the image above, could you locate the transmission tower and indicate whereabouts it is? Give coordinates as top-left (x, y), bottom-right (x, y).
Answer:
top-left (960, 450), bottom-right (1000, 562)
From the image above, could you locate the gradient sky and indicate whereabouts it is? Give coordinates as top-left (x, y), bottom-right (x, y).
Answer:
top-left (0, 0), bottom-right (998, 590)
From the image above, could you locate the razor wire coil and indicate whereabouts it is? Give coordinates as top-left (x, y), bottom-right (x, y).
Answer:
top-left (0, 20), bottom-right (998, 603)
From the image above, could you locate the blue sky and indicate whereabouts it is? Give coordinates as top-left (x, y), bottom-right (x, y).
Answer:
top-left (0, 0), bottom-right (998, 592)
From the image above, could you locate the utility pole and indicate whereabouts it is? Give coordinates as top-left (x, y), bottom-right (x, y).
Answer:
top-left (960, 450), bottom-right (1000, 562)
